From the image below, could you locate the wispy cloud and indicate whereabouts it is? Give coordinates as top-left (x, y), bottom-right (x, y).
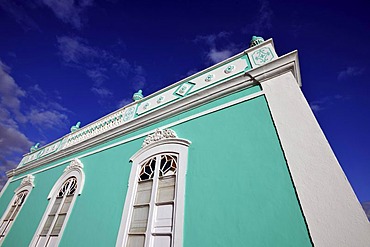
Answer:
top-left (57, 36), bottom-right (146, 98)
top-left (309, 94), bottom-right (348, 113)
top-left (207, 49), bottom-right (233, 64)
top-left (26, 84), bottom-right (70, 130)
top-left (40, 0), bottom-right (93, 29)
top-left (91, 86), bottom-right (113, 98)
top-left (0, 60), bottom-right (71, 182)
top-left (0, 60), bottom-right (31, 186)
top-left (0, 0), bottom-right (94, 31)
top-left (194, 31), bottom-right (237, 64)
top-left (117, 97), bottom-right (132, 108)
top-left (337, 66), bottom-right (364, 81)
top-left (0, 0), bottom-right (41, 31)
top-left (243, 0), bottom-right (273, 35)
top-left (0, 60), bottom-right (26, 123)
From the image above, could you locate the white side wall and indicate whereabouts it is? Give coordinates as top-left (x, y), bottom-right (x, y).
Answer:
top-left (262, 72), bottom-right (370, 247)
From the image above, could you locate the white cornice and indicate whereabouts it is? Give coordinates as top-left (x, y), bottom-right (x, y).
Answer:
top-left (8, 47), bottom-right (300, 178)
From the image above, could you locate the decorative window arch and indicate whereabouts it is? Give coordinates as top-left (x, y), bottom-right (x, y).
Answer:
top-left (116, 129), bottom-right (191, 247)
top-left (0, 174), bottom-right (35, 244)
top-left (30, 158), bottom-right (85, 247)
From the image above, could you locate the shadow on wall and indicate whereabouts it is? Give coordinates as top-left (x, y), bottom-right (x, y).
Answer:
top-left (361, 202), bottom-right (370, 221)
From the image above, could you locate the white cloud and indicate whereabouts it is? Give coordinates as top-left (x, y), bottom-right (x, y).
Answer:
top-left (194, 31), bottom-right (237, 65)
top-left (309, 95), bottom-right (347, 113)
top-left (0, 59), bottom-right (72, 190)
top-left (338, 67), bottom-right (364, 81)
top-left (194, 32), bottom-right (231, 46)
top-left (40, 0), bottom-right (93, 29)
top-left (0, 60), bottom-right (27, 122)
top-left (0, 124), bottom-right (31, 156)
top-left (57, 36), bottom-right (146, 99)
top-left (207, 48), bottom-right (233, 64)
top-left (117, 97), bottom-right (132, 108)
top-left (91, 87), bottom-right (113, 98)
top-left (57, 36), bottom-right (98, 64)
top-left (0, 59), bottom-right (71, 158)
top-left (27, 108), bottom-right (69, 129)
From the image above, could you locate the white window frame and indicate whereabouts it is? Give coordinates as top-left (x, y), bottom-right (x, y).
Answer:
top-left (0, 175), bottom-right (35, 244)
top-left (116, 129), bottom-right (190, 247)
top-left (29, 158), bottom-right (85, 247)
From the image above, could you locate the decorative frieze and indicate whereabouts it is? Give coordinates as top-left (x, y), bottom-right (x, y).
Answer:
top-left (17, 37), bottom-right (278, 169)
top-left (142, 129), bottom-right (178, 147)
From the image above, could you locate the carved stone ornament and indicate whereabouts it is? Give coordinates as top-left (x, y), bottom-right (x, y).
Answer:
top-left (64, 158), bottom-right (84, 173)
top-left (142, 128), bottom-right (178, 147)
top-left (20, 174), bottom-right (35, 187)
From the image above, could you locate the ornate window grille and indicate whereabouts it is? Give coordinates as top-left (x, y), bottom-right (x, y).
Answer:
top-left (0, 174), bottom-right (34, 244)
top-left (35, 177), bottom-right (77, 246)
top-left (116, 128), bottom-right (190, 247)
top-left (30, 158), bottom-right (85, 247)
top-left (0, 190), bottom-right (28, 241)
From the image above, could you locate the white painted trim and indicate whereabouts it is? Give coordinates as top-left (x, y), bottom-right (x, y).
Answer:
top-left (0, 175), bottom-right (34, 245)
top-left (0, 179), bottom-right (12, 199)
top-left (116, 136), bottom-right (190, 247)
top-left (262, 71), bottom-right (370, 246)
top-left (11, 90), bottom-right (263, 183)
top-left (28, 160), bottom-right (85, 247)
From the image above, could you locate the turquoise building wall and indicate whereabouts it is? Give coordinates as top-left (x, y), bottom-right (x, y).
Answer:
top-left (0, 85), bottom-right (311, 246)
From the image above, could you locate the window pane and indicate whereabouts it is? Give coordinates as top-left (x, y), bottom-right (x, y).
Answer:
top-left (9, 206), bottom-right (20, 220)
top-left (139, 157), bottom-right (156, 181)
top-left (3, 220), bottom-right (12, 235)
top-left (35, 236), bottom-right (47, 247)
top-left (60, 196), bottom-right (73, 214)
top-left (153, 235), bottom-right (171, 247)
top-left (0, 222), bottom-right (7, 234)
top-left (50, 214), bottom-right (66, 235)
top-left (130, 206), bottom-right (149, 233)
top-left (127, 235), bottom-right (145, 247)
top-left (135, 181), bottom-right (153, 205)
top-left (157, 176), bottom-right (175, 203)
top-left (46, 236), bottom-right (58, 246)
top-left (4, 206), bottom-right (15, 220)
top-left (159, 155), bottom-right (177, 177)
top-left (154, 204), bottom-right (173, 233)
top-left (50, 198), bottom-right (62, 215)
top-left (41, 215), bottom-right (55, 235)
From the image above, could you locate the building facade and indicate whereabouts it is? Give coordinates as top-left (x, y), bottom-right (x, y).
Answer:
top-left (0, 37), bottom-right (369, 247)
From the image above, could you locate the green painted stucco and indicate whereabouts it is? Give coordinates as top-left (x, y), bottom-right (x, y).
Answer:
top-left (0, 85), bottom-right (311, 246)
top-left (178, 96), bottom-right (311, 246)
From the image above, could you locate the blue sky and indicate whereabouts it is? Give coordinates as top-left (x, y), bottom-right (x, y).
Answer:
top-left (0, 0), bottom-right (369, 203)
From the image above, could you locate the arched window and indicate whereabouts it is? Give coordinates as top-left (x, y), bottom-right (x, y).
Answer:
top-left (30, 158), bottom-right (85, 247)
top-left (116, 129), bottom-right (190, 247)
top-left (0, 174), bottom-right (34, 244)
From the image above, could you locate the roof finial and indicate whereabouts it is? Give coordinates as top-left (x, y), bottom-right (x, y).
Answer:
top-left (30, 143), bottom-right (40, 152)
top-left (70, 121), bottom-right (81, 132)
top-left (133, 89), bottom-right (143, 102)
top-left (249, 36), bottom-right (265, 47)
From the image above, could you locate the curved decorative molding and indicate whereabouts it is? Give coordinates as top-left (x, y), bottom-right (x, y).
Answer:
top-left (64, 158), bottom-right (84, 173)
top-left (142, 128), bottom-right (178, 148)
top-left (47, 158), bottom-right (85, 199)
top-left (14, 174), bottom-right (35, 193)
top-left (20, 174), bottom-right (35, 188)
